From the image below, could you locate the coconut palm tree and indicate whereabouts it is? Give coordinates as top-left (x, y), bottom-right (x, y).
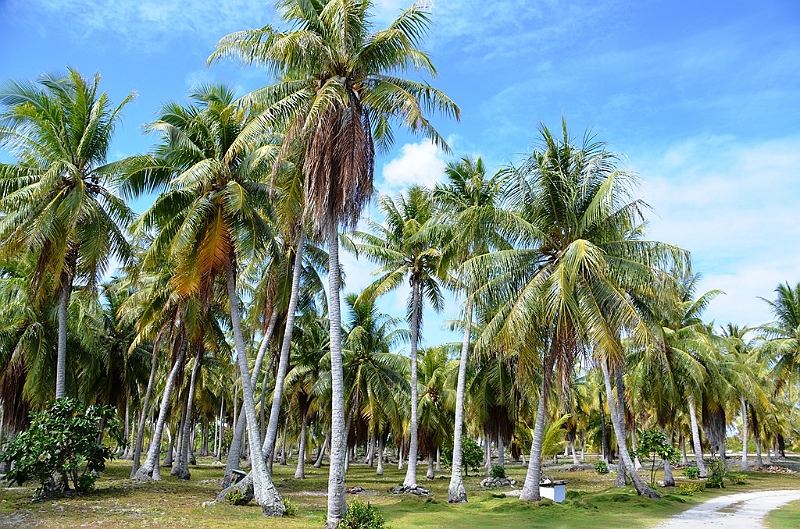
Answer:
top-left (210, 1), bottom-right (458, 522)
top-left (125, 85), bottom-right (283, 513)
top-left (0, 69), bottom-right (134, 399)
top-left (429, 156), bottom-right (511, 502)
top-left (760, 282), bottom-right (800, 387)
top-left (466, 121), bottom-right (686, 500)
top-left (354, 186), bottom-right (444, 488)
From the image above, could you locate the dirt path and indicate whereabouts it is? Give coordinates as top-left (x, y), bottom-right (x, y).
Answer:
top-left (653, 489), bottom-right (800, 528)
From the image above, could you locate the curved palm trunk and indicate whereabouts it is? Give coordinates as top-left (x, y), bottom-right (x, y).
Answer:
top-left (315, 429), bottom-right (330, 468)
top-left (263, 232), bottom-right (306, 463)
top-left (615, 366), bottom-right (628, 487)
top-left (402, 279), bottom-right (422, 488)
top-left (227, 266), bottom-right (284, 516)
top-left (519, 380), bottom-right (548, 501)
top-left (686, 395), bottom-right (708, 477)
top-left (131, 339), bottom-right (160, 476)
top-left (326, 221), bottom-right (347, 528)
top-left (295, 412), bottom-right (307, 479)
top-left (55, 278), bottom-right (72, 399)
top-left (601, 360), bottom-right (659, 498)
top-left (134, 336), bottom-right (187, 481)
top-left (740, 397), bottom-right (748, 471)
top-left (222, 311), bottom-right (279, 487)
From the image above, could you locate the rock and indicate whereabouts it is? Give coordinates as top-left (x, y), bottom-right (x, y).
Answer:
top-left (347, 486), bottom-right (365, 494)
top-left (480, 477), bottom-right (516, 488)
top-left (388, 485), bottom-right (431, 496)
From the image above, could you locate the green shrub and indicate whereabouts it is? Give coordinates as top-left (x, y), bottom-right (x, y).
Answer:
top-left (677, 482), bottom-right (704, 496)
top-left (0, 398), bottom-right (123, 498)
top-left (491, 464), bottom-right (506, 479)
top-left (283, 497), bottom-right (299, 516)
top-left (633, 428), bottom-right (680, 487)
top-left (337, 499), bottom-right (388, 529)
top-left (705, 459), bottom-right (727, 489)
top-left (594, 460), bottom-right (609, 474)
top-left (727, 472), bottom-right (747, 485)
top-left (225, 488), bottom-right (249, 505)
top-left (683, 466), bottom-right (700, 480)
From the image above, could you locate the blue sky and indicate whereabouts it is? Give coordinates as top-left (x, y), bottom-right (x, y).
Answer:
top-left (2, 0), bottom-right (799, 347)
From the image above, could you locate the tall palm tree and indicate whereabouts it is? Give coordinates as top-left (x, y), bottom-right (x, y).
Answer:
top-left (210, 1), bottom-right (458, 523)
top-left (354, 186), bottom-right (444, 488)
top-left (125, 85), bottom-right (284, 513)
top-left (467, 121), bottom-right (686, 500)
top-left (430, 156), bottom-right (510, 502)
top-left (0, 69), bottom-right (134, 399)
top-left (760, 282), bottom-right (800, 387)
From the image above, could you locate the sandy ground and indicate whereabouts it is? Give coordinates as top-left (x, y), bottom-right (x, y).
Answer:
top-left (653, 489), bottom-right (800, 529)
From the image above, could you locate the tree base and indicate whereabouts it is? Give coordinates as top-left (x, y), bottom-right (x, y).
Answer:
top-left (448, 481), bottom-right (467, 503)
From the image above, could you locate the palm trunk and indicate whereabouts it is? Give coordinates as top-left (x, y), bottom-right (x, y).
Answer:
top-left (173, 354), bottom-right (202, 480)
top-left (315, 429), bottom-right (330, 468)
top-left (662, 428), bottom-right (675, 487)
top-left (755, 433), bottom-right (763, 467)
top-left (740, 396), bottom-right (748, 471)
top-left (448, 301), bottom-right (471, 502)
top-left (226, 265), bottom-right (284, 516)
top-left (426, 452), bottom-right (435, 480)
top-left (215, 395), bottom-right (225, 460)
top-left (498, 436), bottom-right (505, 469)
top-left (398, 442), bottom-right (404, 470)
top-left (681, 433), bottom-right (689, 465)
top-left (484, 436), bottom-right (492, 476)
top-left (601, 360), bottom-right (659, 499)
top-left (295, 412), bottom-right (307, 479)
top-left (687, 395), bottom-right (707, 477)
top-left (326, 221), bottom-right (347, 528)
top-left (222, 311), bottom-right (279, 486)
top-left (615, 366), bottom-right (628, 487)
top-left (519, 381), bottom-right (548, 501)
top-left (55, 276), bottom-right (72, 399)
top-left (402, 279), bottom-right (422, 488)
top-left (280, 416), bottom-right (289, 465)
top-left (376, 436), bottom-right (385, 475)
top-left (599, 390), bottom-right (608, 462)
top-left (366, 435), bottom-right (375, 467)
top-left (134, 335), bottom-right (186, 481)
top-left (263, 232), bottom-right (306, 464)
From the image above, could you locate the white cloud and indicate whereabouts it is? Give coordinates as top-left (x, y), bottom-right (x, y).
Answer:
top-left (379, 141), bottom-right (446, 191)
top-left (632, 134), bottom-right (800, 327)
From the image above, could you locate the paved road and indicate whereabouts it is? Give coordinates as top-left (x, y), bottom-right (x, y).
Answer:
top-left (653, 489), bottom-right (800, 529)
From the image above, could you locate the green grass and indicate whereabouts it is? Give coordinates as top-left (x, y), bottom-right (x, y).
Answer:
top-left (0, 456), bottom-right (797, 528)
top-left (767, 500), bottom-right (800, 529)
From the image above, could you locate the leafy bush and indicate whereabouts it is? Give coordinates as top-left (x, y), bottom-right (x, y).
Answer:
top-left (683, 466), bottom-right (700, 480)
top-left (440, 437), bottom-right (483, 477)
top-left (594, 460), bottom-right (609, 474)
top-left (0, 398), bottom-right (122, 498)
top-left (677, 482), bottom-right (704, 496)
top-left (225, 487), bottom-right (249, 505)
top-left (633, 428), bottom-right (680, 487)
top-left (337, 499), bottom-right (389, 529)
top-left (727, 472), bottom-right (747, 485)
top-left (491, 464), bottom-right (506, 479)
top-left (705, 459), bottom-right (727, 489)
top-left (283, 497), bottom-right (299, 516)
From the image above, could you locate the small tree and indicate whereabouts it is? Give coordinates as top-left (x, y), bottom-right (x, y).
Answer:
top-left (634, 428), bottom-right (680, 487)
top-left (0, 398), bottom-right (123, 497)
top-left (442, 436), bottom-right (484, 477)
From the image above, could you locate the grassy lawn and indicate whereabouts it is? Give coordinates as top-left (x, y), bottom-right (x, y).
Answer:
top-left (0, 456), bottom-right (797, 528)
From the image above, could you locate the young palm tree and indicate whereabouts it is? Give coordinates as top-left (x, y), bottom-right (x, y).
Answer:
top-left (125, 85), bottom-right (284, 514)
top-left (0, 69), bottom-right (134, 399)
top-left (467, 121), bottom-right (686, 500)
top-left (354, 186), bottom-right (444, 489)
top-left (210, 2), bottom-right (458, 523)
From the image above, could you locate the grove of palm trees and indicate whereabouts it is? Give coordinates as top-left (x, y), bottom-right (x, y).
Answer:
top-left (0, 1), bottom-right (798, 528)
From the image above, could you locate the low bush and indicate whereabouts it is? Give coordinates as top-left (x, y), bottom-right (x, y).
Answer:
top-left (594, 461), bottom-right (609, 474)
top-left (677, 482), bottom-right (704, 496)
top-left (225, 488), bottom-right (249, 505)
top-left (337, 500), bottom-right (389, 529)
top-left (491, 464), bottom-right (506, 479)
top-left (683, 466), bottom-right (700, 480)
top-left (283, 497), bottom-right (299, 516)
top-left (705, 459), bottom-right (727, 489)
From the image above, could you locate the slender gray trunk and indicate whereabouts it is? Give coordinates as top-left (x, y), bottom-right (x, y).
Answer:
top-left (662, 427), bottom-right (675, 487)
top-left (215, 395), bottom-right (225, 460)
top-left (571, 440), bottom-right (579, 466)
top-left (519, 383), bottom-right (547, 501)
top-left (326, 221), bottom-right (347, 528)
top-left (55, 278), bottom-right (72, 399)
top-left (402, 279), bottom-right (422, 488)
top-left (315, 429), bottom-right (330, 468)
top-left (226, 265), bottom-right (284, 516)
top-left (615, 366), bottom-right (628, 487)
top-left (447, 248), bottom-right (481, 498)
top-left (134, 336), bottom-right (186, 481)
top-left (280, 416), bottom-right (289, 465)
top-left (173, 354), bottom-right (202, 480)
top-left (366, 435), bottom-right (375, 467)
top-left (398, 442), bottom-right (404, 470)
top-left (755, 433), bottom-right (764, 467)
top-left (687, 395), bottom-right (707, 477)
top-left (766, 442), bottom-right (772, 464)
top-left (426, 453), bottom-right (434, 480)
top-left (498, 436), bottom-right (505, 469)
top-left (294, 412), bottom-right (307, 479)
top-left (740, 397), bottom-right (748, 471)
top-left (601, 360), bottom-right (659, 498)
top-left (263, 232), bottom-right (306, 464)
top-left (436, 447), bottom-right (441, 472)
top-left (484, 436), bottom-right (492, 476)
top-left (376, 436), bottom-right (385, 475)
top-left (681, 433), bottom-right (689, 465)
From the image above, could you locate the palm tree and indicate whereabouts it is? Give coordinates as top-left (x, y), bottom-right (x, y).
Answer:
top-left (210, 2), bottom-right (458, 523)
top-left (354, 186), bottom-right (444, 489)
top-left (760, 282), bottom-right (800, 386)
top-left (125, 85), bottom-right (283, 514)
top-left (0, 69), bottom-right (134, 399)
top-left (467, 121), bottom-right (686, 500)
top-left (416, 346), bottom-right (454, 479)
top-left (430, 156), bottom-right (510, 502)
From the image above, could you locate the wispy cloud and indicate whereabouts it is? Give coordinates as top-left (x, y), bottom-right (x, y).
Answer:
top-left (378, 140), bottom-right (447, 191)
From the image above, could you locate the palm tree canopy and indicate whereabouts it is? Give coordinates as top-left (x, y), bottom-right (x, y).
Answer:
top-left (209, 0), bottom-right (460, 231)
